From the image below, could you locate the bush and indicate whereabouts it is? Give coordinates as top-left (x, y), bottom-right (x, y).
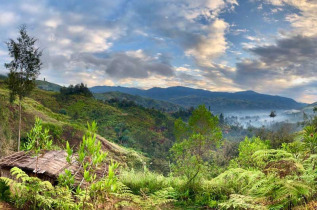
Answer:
top-left (1, 167), bottom-right (74, 209)
top-left (42, 122), bottom-right (63, 144)
top-left (231, 137), bottom-right (270, 168)
top-left (0, 180), bottom-right (10, 202)
top-left (58, 109), bottom-right (67, 115)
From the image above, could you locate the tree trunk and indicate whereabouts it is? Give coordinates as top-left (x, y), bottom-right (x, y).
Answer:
top-left (18, 99), bottom-right (22, 151)
top-left (35, 155), bottom-right (39, 175)
top-left (35, 136), bottom-right (39, 175)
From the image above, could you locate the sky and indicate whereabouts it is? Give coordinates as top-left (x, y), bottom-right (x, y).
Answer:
top-left (0, 0), bottom-right (316, 103)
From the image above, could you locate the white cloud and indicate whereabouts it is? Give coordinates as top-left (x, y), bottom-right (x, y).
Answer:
top-left (186, 19), bottom-right (229, 67)
top-left (264, 0), bottom-right (317, 36)
top-left (45, 19), bottom-right (61, 29)
top-left (0, 12), bottom-right (17, 26)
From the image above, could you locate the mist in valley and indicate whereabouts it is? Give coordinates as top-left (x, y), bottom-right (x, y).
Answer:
top-left (220, 109), bottom-right (309, 128)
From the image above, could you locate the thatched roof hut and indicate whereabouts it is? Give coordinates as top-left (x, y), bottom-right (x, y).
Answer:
top-left (0, 150), bottom-right (107, 186)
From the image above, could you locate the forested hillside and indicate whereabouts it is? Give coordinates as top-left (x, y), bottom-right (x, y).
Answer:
top-left (0, 79), bottom-right (174, 170)
top-left (35, 80), bottom-right (62, 92)
top-left (94, 91), bottom-right (182, 112)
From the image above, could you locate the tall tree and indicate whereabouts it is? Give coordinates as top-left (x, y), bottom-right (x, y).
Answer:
top-left (171, 105), bottom-right (222, 185)
top-left (5, 25), bottom-right (42, 151)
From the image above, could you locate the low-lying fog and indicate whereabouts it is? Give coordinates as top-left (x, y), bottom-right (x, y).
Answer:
top-left (217, 109), bottom-right (314, 128)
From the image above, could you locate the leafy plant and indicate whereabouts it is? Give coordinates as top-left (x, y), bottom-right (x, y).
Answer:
top-left (303, 126), bottom-right (317, 154)
top-left (282, 140), bottom-right (306, 158)
top-left (23, 117), bottom-right (54, 173)
top-left (219, 194), bottom-right (266, 210)
top-left (249, 174), bottom-right (312, 209)
top-left (1, 167), bottom-right (55, 209)
top-left (0, 180), bottom-right (10, 202)
top-left (231, 136), bottom-right (270, 168)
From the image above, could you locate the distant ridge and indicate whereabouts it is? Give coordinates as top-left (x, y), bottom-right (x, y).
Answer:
top-left (0, 76), bottom-right (62, 92)
top-left (90, 85), bottom-right (307, 111)
top-left (94, 91), bottom-right (182, 112)
top-left (35, 80), bottom-right (62, 92)
top-left (0, 74), bottom-right (7, 80)
top-left (0, 76), bottom-right (307, 111)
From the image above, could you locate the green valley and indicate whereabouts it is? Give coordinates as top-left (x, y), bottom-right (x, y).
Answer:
top-left (2, 77), bottom-right (317, 209)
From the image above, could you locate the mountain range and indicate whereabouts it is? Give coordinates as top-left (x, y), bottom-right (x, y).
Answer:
top-left (94, 91), bottom-right (182, 112)
top-left (0, 75), bottom-right (308, 111)
top-left (90, 86), bottom-right (307, 111)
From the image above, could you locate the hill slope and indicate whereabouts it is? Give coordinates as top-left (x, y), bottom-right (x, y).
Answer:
top-left (90, 86), bottom-right (306, 111)
top-left (0, 80), bottom-right (175, 171)
top-left (35, 80), bottom-right (62, 92)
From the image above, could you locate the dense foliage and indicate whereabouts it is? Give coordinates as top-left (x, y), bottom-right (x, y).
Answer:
top-left (2, 76), bottom-right (317, 209)
top-left (94, 91), bottom-right (181, 112)
top-left (60, 83), bottom-right (93, 98)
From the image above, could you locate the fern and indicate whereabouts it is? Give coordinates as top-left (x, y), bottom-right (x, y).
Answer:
top-left (10, 167), bottom-right (29, 182)
top-left (251, 149), bottom-right (294, 169)
top-left (218, 194), bottom-right (266, 210)
top-left (53, 186), bottom-right (76, 210)
top-left (205, 168), bottom-right (265, 197)
top-left (0, 179), bottom-right (11, 202)
top-left (1, 167), bottom-right (78, 209)
top-left (0, 177), bottom-right (14, 186)
top-left (249, 174), bottom-right (312, 209)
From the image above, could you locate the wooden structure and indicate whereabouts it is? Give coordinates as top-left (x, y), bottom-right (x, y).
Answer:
top-left (0, 150), bottom-right (107, 186)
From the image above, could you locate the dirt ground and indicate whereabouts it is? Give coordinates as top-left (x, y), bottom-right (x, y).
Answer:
top-left (0, 201), bottom-right (16, 210)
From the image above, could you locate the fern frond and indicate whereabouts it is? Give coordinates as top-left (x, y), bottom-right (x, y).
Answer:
top-left (0, 177), bottom-right (15, 186)
top-left (35, 194), bottom-right (54, 209)
top-left (10, 167), bottom-right (29, 182)
top-left (40, 181), bottom-right (54, 191)
top-left (218, 194), bottom-right (266, 210)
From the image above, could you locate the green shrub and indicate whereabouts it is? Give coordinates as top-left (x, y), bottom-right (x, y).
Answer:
top-left (1, 167), bottom-right (70, 209)
top-left (58, 109), bottom-right (67, 115)
top-left (231, 137), bottom-right (270, 168)
top-left (204, 168), bottom-right (265, 199)
top-left (120, 169), bottom-right (175, 195)
top-left (249, 174), bottom-right (312, 209)
top-left (251, 149), bottom-right (294, 169)
top-left (219, 194), bottom-right (266, 210)
top-left (42, 122), bottom-right (63, 144)
top-left (0, 180), bottom-right (10, 202)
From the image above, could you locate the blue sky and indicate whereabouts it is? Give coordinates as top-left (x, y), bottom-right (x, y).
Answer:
top-left (0, 0), bottom-right (316, 103)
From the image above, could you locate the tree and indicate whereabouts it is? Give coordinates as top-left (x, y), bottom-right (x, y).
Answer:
top-left (269, 111), bottom-right (276, 119)
top-left (232, 136), bottom-right (270, 168)
top-left (219, 113), bottom-right (225, 125)
top-left (5, 25), bottom-right (42, 151)
top-left (170, 105), bottom-right (222, 185)
top-left (59, 83), bottom-right (93, 98)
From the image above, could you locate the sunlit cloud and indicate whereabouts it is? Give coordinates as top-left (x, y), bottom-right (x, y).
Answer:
top-left (0, 0), bottom-right (315, 102)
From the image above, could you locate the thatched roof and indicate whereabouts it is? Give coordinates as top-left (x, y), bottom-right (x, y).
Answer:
top-left (0, 150), bottom-right (107, 185)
